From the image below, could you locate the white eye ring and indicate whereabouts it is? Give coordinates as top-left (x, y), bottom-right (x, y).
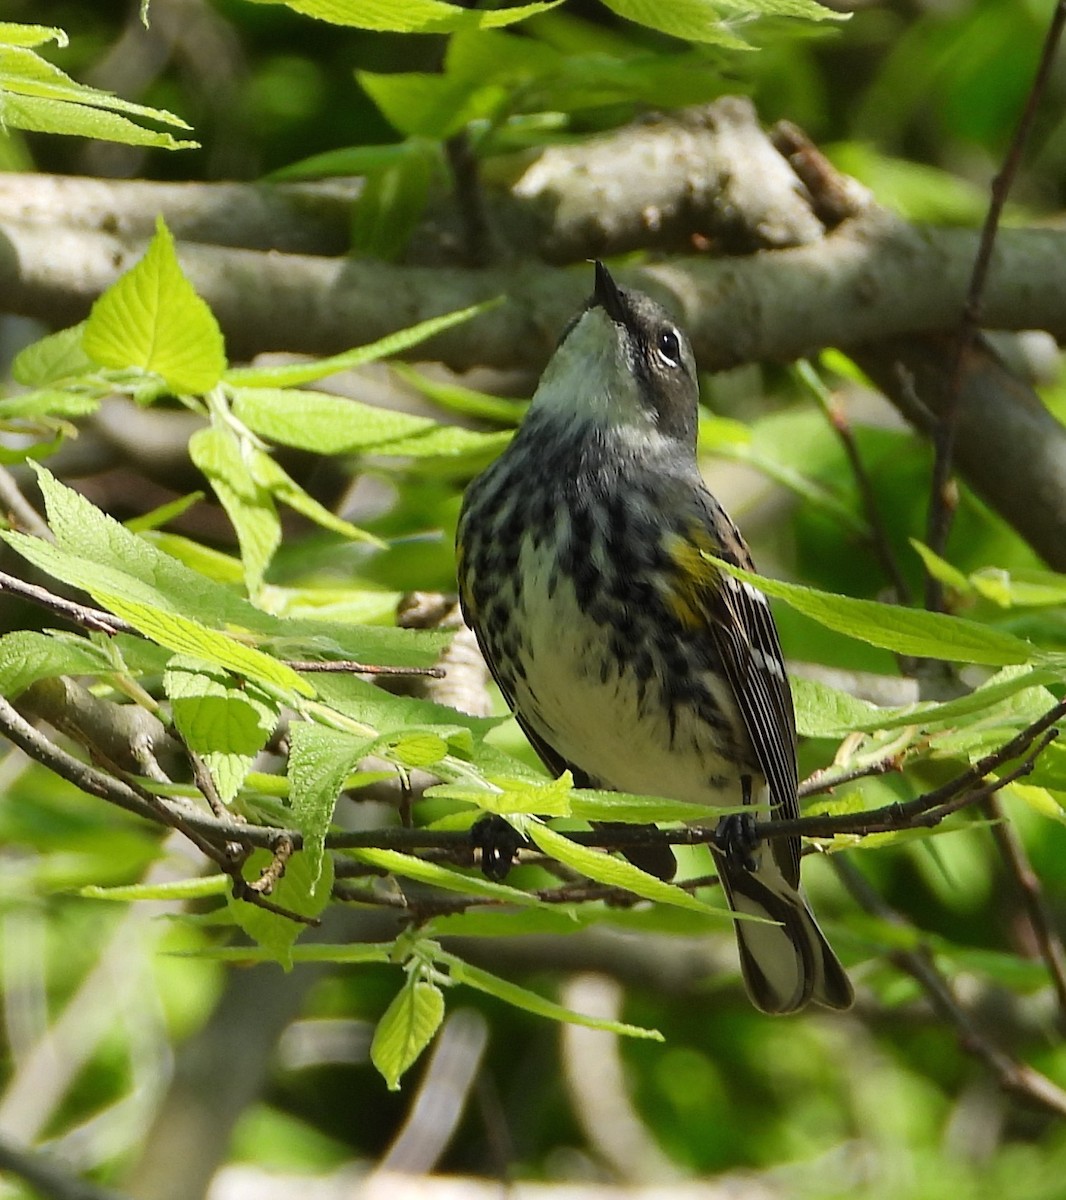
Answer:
top-left (656, 328), bottom-right (682, 368)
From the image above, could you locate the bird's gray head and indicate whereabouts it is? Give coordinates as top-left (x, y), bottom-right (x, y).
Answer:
top-left (529, 261), bottom-right (700, 452)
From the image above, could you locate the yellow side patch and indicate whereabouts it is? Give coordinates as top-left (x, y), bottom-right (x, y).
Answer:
top-left (662, 527), bottom-right (720, 631)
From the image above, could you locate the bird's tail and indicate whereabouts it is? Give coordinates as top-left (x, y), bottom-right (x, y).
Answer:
top-left (714, 845), bottom-right (853, 1014)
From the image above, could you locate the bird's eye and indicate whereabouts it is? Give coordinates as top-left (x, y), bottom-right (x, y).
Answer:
top-left (656, 328), bottom-right (682, 369)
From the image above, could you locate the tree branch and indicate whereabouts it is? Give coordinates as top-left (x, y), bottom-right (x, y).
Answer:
top-left (834, 856), bottom-right (1066, 1117)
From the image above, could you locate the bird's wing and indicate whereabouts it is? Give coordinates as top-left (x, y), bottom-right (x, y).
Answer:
top-left (664, 493), bottom-right (801, 888)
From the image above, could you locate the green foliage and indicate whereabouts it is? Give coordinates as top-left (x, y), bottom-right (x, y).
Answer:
top-left (7, 2), bottom-right (1066, 1190)
top-left (0, 22), bottom-right (195, 148)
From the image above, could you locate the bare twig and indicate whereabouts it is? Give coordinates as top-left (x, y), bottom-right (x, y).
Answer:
top-left (982, 792), bottom-right (1066, 1029)
top-left (806, 371), bottom-right (913, 603)
top-left (284, 659), bottom-right (444, 678)
top-left (0, 570), bottom-right (134, 635)
top-left (0, 466), bottom-right (52, 540)
top-left (925, 0), bottom-right (1066, 609)
top-left (834, 857), bottom-right (1066, 1117)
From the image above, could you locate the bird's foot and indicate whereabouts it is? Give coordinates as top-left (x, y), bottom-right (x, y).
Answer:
top-left (713, 811), bottom-right (760, 874)
top-left (471, 814), bottom-right (528, 881)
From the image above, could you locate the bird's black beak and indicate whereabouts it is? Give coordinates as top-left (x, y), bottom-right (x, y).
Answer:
top-left (592, 260), bottom-right (627, 324)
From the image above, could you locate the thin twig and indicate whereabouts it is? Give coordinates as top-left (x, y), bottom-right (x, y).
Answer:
top-left (925, 0), bottom-right (1066, 610)
top-left (0, 466), bottom-right (53, 540)
top-left (798, 362), bottom-right (912, 603)
top-left (834, 856), bottom-right (1066, 1117)
top-left (0, 570), bottom-right (134, 635)
top-left (284, 659), bottom-right (444, 678)
top-left (982, 792), bottom-right (1066, 1029)
top-left (798, 750), bottom-right (904, 798)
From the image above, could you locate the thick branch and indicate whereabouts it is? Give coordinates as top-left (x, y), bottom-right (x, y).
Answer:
top-left (5, 213), bottom-right (1066, 369)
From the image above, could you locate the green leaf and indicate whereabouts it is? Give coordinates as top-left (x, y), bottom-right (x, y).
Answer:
top-left (82, 216), bottom-right (225, 393)
top-left (371, 977), bottom-right (445, 1091)
top-left (2, 532), bottom-right (311, 697)
top-left (791, 677), bottom-right (888, 739)
top-left (125, 491), bottom-right (205, 533)
top-left (0, 629), bottom-right (113, 697)
top-left (229, 849), bottom-right (333, 968)
top-left (367, 425), bottom-right (512, 459)
top-left (189, 425), bottom-right (281, 594)
top-left (358, 71), bottom-right (505, 140)
top-left (12, 323), bottom-right (94, 386)
top-left (528, 824), bottom-right (724, 916)
top-left (247, 0), bottom-right (562, 34)
top-left (391, 364), bottom-right (527, 425)
top-left (29, 463), bottom-right (267, 633)
top-left (248, 448), bottom-right (383, 544)
top-left (429, 773), bottom-right (574, 818)
top-left (602, 0), bottom-right (841, 44)
top-left (230, 387), bottom-right (435, 453)
top-left (709, 558), bottom-right (1036, 666)
top-left (568, 789), bottom-right (723, 824)
top-left (909, 540), bottom-right (973, 595)
top-left (345, 846), bottom-right (550, 907)
top-left (80, 875), bottom-right (230, 901)
top-left (288, 722), bottom-right (374, 883)
top-left (437, 950), bottom-right (662, 1039)
top-left (186, 942), bottom-right (394, 964)
top-left (0, 24), bottom-right (69, 49)
top-left (164, 657), bottom-right (279, 805)
top-left (352, 146), bottom-right (435, 258)
top-left (0, 89), bottom-right (195, 150)
top-left (0, 389), bottom-right (100, 419)
top-left (222, 299), bottom-right (498, 389)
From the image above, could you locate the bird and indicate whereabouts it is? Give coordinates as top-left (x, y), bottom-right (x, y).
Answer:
top-left (455, 261), bottom-right (852, 1014)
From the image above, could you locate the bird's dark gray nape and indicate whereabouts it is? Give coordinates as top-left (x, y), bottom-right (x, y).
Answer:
top-left (592, 260), bottom-right (627, 324)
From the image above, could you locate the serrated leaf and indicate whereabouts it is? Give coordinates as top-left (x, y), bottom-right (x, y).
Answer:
top-left (288, 722), bottom-right (374, 883)
top-left (371, 977), bottom-right (445, 1091)
top-left (437, 950), bottom-right (662, 1039)
top-left (164, 657), bottom-right (279, 804)
top-left (189, 425), bottom-right (280, 594)
top-left (83, 216), bottom-right (224, 392)
top-left (0, 629), bottom-right (113, 697)
top-left (1, 531), bottom-right (311, 697)
top-left (429, 773), bottom-right (574, 817)
top-left (528, 824), bottom-right (723, 916)
top-left (80, 875), bottom-right (230, 901)
top-left (228, 849), bottom-right (333, 967)
top-left (222, 299), bottom-right (498, 389)
top-left (0, 389), bottom-right (99, 419)
top-left (791, 676), bottom-right (889, 739)
top-left (0, 43), bottom-right (190, 127)
top-left (0, 92), bottom-right (196, 149)
top-left (230, 388), bottom-right (437, 453)
top-left (11, 323), bottom-right (94, 386)
top-left (709, 558), bottom-right (1035, 666)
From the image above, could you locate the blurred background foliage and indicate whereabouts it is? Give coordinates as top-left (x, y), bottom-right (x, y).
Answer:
top-left (2, 1), bottom-right (1066, 1199)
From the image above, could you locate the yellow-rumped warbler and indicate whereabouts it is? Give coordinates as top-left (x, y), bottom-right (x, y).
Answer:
top-left (456, 262), bottom-right (852, 1014)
